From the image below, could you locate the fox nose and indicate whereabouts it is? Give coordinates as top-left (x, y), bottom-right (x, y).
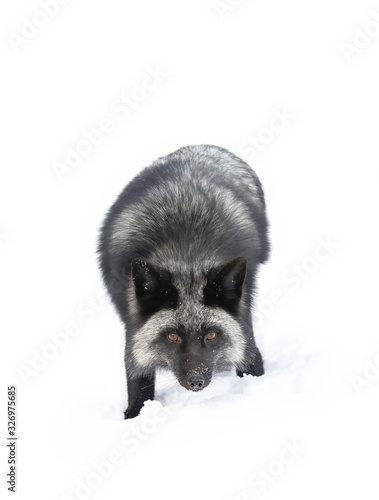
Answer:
top-left (188, 375), bottom-right (205, 391)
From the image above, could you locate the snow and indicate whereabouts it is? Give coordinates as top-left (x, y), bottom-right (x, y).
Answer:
top-left (1, 0), bottom-right (379, 499)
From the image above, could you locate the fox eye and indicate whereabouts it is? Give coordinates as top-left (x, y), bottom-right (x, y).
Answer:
top-left (167, 333), bottom-right (181, 343)
top-left (205, 331), bottom-right (217, 341)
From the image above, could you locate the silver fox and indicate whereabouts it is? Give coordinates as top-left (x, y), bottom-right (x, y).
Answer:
top-left (98, 145), bottom-right (270, 418)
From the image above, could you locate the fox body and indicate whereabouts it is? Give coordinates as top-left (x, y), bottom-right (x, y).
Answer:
top-left (98, 145), bottom-right (270, 418)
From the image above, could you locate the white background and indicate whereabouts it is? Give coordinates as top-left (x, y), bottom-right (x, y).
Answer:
top-left (1, 1), bottom-right (379, 499)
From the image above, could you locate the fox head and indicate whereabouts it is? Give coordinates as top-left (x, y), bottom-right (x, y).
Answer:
top-left (130, 257), bottom-right (248, 391)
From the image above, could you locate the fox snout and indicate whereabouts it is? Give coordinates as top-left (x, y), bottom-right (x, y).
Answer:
top-left (178, 368), bottom-right (212, 392)
top-left (188, 375), bottom-right (205, 391)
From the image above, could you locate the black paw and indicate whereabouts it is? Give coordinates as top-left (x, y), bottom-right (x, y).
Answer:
top-left (237, 359), bottom-right (264, 378)
top-left (124, 407), bottom-right (141, 419)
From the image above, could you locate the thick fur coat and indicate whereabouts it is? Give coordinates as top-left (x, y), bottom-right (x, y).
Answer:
top-left (98, 145), bottom-right (270, 418)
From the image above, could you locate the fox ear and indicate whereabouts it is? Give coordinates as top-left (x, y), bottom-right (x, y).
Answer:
top-left (131, 259), bottom-right (178, 315)
top-left (204, 257), bottom-right (247, 313)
